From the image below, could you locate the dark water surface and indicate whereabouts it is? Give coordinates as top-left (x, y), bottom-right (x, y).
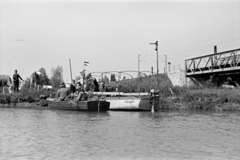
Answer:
top-left (0, 108), bottom-right (240, 160)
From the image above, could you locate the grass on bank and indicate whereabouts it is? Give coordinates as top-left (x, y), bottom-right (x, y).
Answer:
top-left (0, 90), bottom-right (53, 104)
top-left (1, 73), bottom-right (240, 111)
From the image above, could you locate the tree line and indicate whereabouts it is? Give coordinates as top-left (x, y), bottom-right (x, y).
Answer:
top-left (21, 65), bottom-right (64, 90)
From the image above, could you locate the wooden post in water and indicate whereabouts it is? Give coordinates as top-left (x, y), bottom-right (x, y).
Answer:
top-left (151, 94), bottom-right (154, 113)
top-left (150, 89), bottom-right (155, 113)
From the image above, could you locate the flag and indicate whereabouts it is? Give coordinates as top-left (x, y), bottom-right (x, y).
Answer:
top-left (84, 61), bottom-right (89, 66)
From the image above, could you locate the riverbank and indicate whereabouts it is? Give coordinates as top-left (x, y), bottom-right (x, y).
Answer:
top-left (1, 88), bottom-right (240, 111)
top-left (0, 90), bottom-right (51, 109)
top-left (0, 102), bottom-right (48, 109)
top-left (159, 88), bottom-right (240, 111)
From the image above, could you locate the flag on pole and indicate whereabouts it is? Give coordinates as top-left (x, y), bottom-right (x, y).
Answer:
top-left (84, 61), bottom-right (89, 66)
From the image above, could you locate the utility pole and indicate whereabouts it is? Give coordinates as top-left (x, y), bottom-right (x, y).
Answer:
top-left (69, 58), bottom-right (72, 81)
top-left (164, 55), bottom-right (167, 74)
top-left (149, 41), bottom-right (158, 74)
top-left (138, 54), bottom-right (141, 77)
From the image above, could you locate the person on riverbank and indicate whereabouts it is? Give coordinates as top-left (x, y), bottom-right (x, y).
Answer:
top-left (13, 70), bottom-right (23, 92)
top-left (56, 82), bottom-right (70, 101)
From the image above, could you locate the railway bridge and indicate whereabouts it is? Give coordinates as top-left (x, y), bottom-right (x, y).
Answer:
top-left (185, 47), bottom-right (240, 86)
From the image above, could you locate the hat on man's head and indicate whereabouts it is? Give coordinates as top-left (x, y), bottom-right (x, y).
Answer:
top-left (76, 82), bottom-right (81, 89)
top-left (59, 82), bottom-right (66, 87)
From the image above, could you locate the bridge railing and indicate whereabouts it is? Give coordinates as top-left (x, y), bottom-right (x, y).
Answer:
top-left (185, 48), bottom-right (240, 77)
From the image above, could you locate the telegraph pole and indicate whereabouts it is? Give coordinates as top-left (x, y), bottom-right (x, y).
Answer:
top-left (138, 54), bottom-right (141, 77)
top-left (69, 58), bottom-right (72, 81)
top-left (164, 55), bottom-right (167, 74)
top-left (149, 41), bottom-right (158, 74)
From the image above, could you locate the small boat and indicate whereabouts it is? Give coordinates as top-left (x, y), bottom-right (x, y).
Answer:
top-left (46, 98), bottom-right (110, 111)
top-left (93, 91), bottom-right (159, 111)
top-left (105, 96), bottom-right (159, 111)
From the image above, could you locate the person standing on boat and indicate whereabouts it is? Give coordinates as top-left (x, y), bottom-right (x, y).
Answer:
top-left (56, 82), bottom-right (70, 101)
top-left (69, 79), bottom-right (76, 94)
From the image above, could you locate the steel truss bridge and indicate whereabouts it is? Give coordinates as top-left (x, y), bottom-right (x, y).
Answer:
top-left (90, 70), bottom-right (156, 80)
top-left (185, 48), bottom-right (240, 85)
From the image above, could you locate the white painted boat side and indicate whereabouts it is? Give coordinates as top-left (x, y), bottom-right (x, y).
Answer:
top-left (93, 92), bottom-right (149, 96)
top-left (105, 97), bottom-right (158, 111)
top-left (106, 98), bottom-right (141, 110)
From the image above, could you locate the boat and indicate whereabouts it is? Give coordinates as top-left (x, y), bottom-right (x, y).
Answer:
top-left (46, 98), bottom-right (110, 111)
top-left (93, 91), bottom-right (159, 111)
top-left (105, 96), bottom-right (159, 111)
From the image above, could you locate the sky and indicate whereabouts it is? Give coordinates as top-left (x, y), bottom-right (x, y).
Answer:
top-left (1, 0), bottom-right (240, 82)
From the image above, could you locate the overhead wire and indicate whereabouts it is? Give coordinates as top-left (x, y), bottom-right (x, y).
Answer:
top-left (140, 38), bottom-right (240, 68)
top-left (161, 29), bottom-right (240, 56)
top-left (97, 30), bottom-right (240, 72)
top-left (168, 39), bottom-right (240, 60)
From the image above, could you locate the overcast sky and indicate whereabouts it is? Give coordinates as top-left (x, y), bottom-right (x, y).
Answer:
top-left (1, 0), bottom-right (240, 81)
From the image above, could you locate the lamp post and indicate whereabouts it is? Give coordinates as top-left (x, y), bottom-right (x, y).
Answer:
top-left (149, 41), bottom-right (158, 74)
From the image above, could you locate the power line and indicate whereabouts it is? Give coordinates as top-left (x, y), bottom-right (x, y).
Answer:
top-left (167, 37), bottom-right (240, 57)
top-left (97, 35), bottom-right (240, 72)
top-left (140, 55), bottom-right (148, 62)
top-left (161, 29), bottom-right (240, 55)
top-left (168, 40), bottom-right (240, 60)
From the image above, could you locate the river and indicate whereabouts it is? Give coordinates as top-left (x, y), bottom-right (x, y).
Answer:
top-left (0, 108), bottom-right (240, 160)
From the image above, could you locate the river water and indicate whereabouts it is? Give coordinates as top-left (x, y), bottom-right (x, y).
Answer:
top-left (0, 108), bottom-right (240, 160)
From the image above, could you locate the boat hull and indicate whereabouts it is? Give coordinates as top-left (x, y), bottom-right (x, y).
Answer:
top-left (106, 97), bottom-right (158, 111)
top-left (87, 101), bottom-right (110, 111)
top-left (46, 98), bottom-right (110, 111)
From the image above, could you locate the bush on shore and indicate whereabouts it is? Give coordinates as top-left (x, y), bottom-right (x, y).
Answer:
top-left (0, 90), bottom-right (53, 104)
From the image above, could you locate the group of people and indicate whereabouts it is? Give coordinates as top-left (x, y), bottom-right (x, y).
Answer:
top-left (56, 79), bottom-right (87, 103)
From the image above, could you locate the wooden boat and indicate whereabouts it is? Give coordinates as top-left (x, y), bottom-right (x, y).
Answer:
top-left (93, 92), bottom-right (159, 111)
top-left (46, 98), bottom-right (110, 111)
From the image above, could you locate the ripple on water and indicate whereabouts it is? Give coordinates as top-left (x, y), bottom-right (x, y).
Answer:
top-left (0, 108), bottom-right (240, 159)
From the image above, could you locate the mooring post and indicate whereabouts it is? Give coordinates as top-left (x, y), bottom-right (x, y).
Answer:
top-left (151, 99), bottom-right (154, 113)
top-left (150, 89), bottom-right (155, 113)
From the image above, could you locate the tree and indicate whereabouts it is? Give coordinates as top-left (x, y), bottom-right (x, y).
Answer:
top-left (122, 76), bottom-right (126, 80)
top-left (50, 65), bottom-right (63, 88)
top-left (20, 77), bottom-right (31, 91)
top-left (38, 67), bottom-right (50, 85)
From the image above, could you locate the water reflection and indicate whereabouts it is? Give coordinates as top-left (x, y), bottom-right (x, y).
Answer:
top-left (1, 108), bottom-right (240, 159)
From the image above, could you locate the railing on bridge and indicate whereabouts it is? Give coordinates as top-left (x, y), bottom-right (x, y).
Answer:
top-left (185, 48), bottom-right (240, 77)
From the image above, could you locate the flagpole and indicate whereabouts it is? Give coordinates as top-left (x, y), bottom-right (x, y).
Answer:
top-left (69, 58), bottom-right (72, 81)
top-left (83, 61), bottom-right (89, 91)
top-left (83, 62), bottom-right (85, 90)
